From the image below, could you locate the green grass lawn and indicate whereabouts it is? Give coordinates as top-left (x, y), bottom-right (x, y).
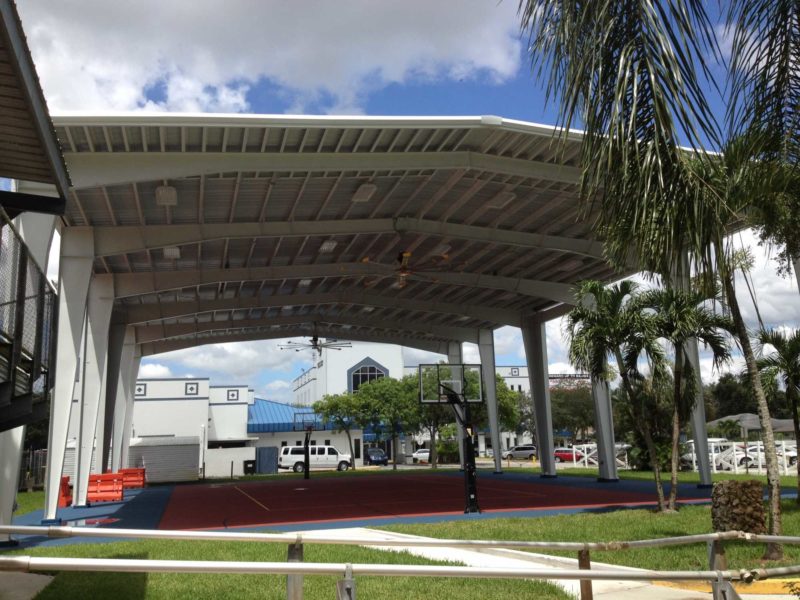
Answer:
top-left (11, 467), bottom-right (800, 597)
top-left (556, 466), bottom-right (800, 489)
top-left (13, 489), bottom-right (44, 517)
top-left (382, 499), bottom-right (800, 572)
top-left (2, 539), bottom-right (570, 600)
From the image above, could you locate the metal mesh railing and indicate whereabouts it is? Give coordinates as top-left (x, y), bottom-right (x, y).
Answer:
top-left (0, 209), bottom-right (58, 429)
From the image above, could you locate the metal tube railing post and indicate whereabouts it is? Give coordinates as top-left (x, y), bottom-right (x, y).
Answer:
top-left (287, 540), bottom-right (304, 600)
top-left (708, 539), bottom-right (741, 600)
top-left (578, 548), bottom-right (593, 600)
top-left (336, 564), bottom-right (356, 600)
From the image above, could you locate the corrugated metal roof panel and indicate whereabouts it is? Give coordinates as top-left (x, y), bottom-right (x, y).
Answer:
top-left (247, 397), bottom-right (333, 433)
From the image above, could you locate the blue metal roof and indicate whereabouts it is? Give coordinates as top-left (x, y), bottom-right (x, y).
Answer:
top-left (247, 398), bottom-right (333, 433)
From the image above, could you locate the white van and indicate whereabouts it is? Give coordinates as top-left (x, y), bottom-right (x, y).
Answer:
top-left (278, 445), bottom-right (352, 473)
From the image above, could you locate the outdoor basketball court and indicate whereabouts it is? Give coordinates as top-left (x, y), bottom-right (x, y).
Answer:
top-left (156, 472), bottom-right (710, 530)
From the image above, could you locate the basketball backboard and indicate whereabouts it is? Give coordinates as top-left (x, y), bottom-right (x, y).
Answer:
top-left (419, 363), bottom-right (483, 404)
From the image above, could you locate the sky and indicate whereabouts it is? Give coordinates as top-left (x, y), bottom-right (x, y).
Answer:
top-left (18, 1), bottom-right (800, 403)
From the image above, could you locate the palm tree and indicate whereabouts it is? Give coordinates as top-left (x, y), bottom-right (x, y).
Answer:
top-left (727, 1), bottom-right (800, 291)
top-left (757, 329), bottom-right (800, 502)
top-left (519, 1), bottom-right (789, 555)
top-left (565, 280), bottom-right (668, 509)
top-left (638, 287), bottom-right (733, 510)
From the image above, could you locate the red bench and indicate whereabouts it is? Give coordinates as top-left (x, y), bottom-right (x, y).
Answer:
top-left (86, 473), bottom-right (124, 503)
top-left (57, 476), bottom-right (72, 508)
top-left (119, 468), bottom-right (146, 489)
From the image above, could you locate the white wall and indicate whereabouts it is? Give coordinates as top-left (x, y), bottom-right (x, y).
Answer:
top-left (208, 403), bottom-right (249, 442)
top-left (132, 378), bottom-right (210, 439)
top-left (251, 430), bottom-right (360, 456)
top-left (204, 447), bottom-right (256, 478)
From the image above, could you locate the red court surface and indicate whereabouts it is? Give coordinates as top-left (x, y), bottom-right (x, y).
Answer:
top-left (158, 474), bottom-right (664, 530)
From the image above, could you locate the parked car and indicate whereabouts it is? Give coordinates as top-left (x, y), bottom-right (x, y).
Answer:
top-left (502, 445), bottom-right (537, 460)
top-left (366, 447), bottom-right (389, 466)
top-left (553, 447), bottom-right (584, 463)
top-left (412, 448), bottom-right (430, 464)
top-left (278, 445), bottom-right (352, 472)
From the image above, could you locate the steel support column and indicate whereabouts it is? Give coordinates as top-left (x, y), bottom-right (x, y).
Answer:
top-left (110, 327), bottom-right (136, 472)
top-left (0, 427), bottom-right (25, 544)
top-left (73, 275), bottom-right (114, 507)
top-left (686, 340), bottom-right (713, 487)
top-left (478, 329), bottom-right (503, 474)
top-left (101, 321), bottom-right (126, 472)
top-left (522, 318), bottom-right (556, 477)
top-left (120, 351), bottom-right (141, 469)
top-left (674, 258), bottom-right (713, 488)
top-left (43, 228), bottom-right (93, 522)
top-left (591, 378), bottom-right (619, 481)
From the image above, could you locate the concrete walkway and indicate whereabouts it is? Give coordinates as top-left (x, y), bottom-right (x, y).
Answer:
top-left (299, 526), bottom-right (795, 600)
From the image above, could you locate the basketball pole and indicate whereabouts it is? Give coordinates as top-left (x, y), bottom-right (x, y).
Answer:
top-left (303, 428), bottom-right (312, 480)
top-left (445, 389), bottom-right (480, 514)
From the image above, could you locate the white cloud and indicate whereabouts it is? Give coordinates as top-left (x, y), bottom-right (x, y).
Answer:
top-left (262, 378), bottom-right (293, 403)
top-left (138, 362), bottom-right (173, 378)
top-left (402, 347), bottom-right (447, 367)
top-left (154, 339), bottom-right (310, 379)
top-left (18, 1), bottom-right (522, 113)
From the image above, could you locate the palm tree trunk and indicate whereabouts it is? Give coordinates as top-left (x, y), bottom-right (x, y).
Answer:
top-left (615, 350), bottom-right (666, 511)
top-left (345, 429), bottom-right (356, 471)
top-left (668, 349), bottom-right (684, 511)
top-left (722, 272), bottom-right (783, 559)
top-left (430, 427), bottom-right (438, 469)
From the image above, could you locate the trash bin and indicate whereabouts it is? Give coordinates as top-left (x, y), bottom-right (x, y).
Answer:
top-left (243, 460), bottom-right (256, 475)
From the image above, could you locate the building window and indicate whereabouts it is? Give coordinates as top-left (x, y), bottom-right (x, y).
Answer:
top-left (281, 441), bottom-right (288, 447)
top-left (227, 389), bottom-right (239, 401)
top-left (325, 439), bottom-right (331, 446)
top-left (351, 365), bottom-right (385, 392)
top-left (135, 383), bottom-right (147, 396)
top-left (185, 382), bottom-right (198, 396)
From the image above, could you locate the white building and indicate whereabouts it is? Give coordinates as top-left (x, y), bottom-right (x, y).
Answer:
top-left (293, 341), bottom-right (404, 406)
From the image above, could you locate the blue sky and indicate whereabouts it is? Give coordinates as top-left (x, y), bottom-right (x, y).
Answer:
top-left (18, 1), bottom-right (800, 402)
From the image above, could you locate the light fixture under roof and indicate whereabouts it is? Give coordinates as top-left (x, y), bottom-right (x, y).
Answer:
top-left (319, 240), bottom-right (338, 253)
top-left (487, 190), bottom-right (516, 209)
top-left (362, 306), bottom-right (375, 313)
top-left (352, 182), bottom-right (378, 203)
top-left (163, 246), bottom-right (181, 260)
top-left (298, 278), bottom-right (312, 287)
top-left (155, 185), bottom-right (178, 207)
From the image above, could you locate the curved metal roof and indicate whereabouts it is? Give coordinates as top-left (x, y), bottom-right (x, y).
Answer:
top-left (49, 113), bottom-right (624, 354)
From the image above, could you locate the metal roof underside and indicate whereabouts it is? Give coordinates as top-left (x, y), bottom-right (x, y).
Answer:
top-left (54, 114), bottom-right (626, 354)
top-left (0, 0), bottom-right (69, 210)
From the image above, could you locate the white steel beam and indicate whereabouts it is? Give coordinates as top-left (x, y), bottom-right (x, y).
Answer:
top-left (134, 315), bottom-right (478, 345)
top-left (121, 291), bottom-right (519, 327)
top-left (140, 329), bottom-right (451, 357)
top-left (478, 329), bottom-right (503, 474)
top-left (91, 218), bottom-right (605, 262)
top-left (521, 317), bottom-right (556, 477)
top-left (73, 275), bottom-right (114, 507)
top-left (66, 151), bottom-right (581, 189)
top-left (43, 228), bottom-right (94, 522)
top-left (110, 327), bottom-right (136, 472)
top-left (111, 264), bottom-right (575, 305)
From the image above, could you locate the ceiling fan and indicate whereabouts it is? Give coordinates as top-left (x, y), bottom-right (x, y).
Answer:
top-left (278, 326), bottom-right (352, 356)
top-left (361, 249), bottom-right (451, 290)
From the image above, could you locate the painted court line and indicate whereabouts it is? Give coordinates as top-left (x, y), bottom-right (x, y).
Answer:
top-left (234, 486), bottom-right (270, 512)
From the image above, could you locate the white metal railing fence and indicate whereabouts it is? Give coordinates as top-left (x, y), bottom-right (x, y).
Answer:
top-left (684, 440), bottom-right (797, 476)
top-left (555, 444), bottom-right (631, 471)
top-left (2, 525), bottom-right (800, 600)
